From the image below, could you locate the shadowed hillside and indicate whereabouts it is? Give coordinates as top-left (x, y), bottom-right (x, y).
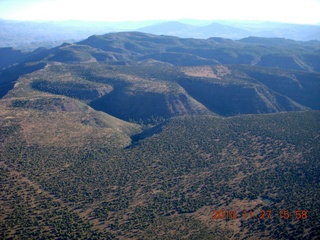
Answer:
top-left (1, 31), bottom-right (318, 121)
top-left (0, 32), bottom-right (319, 239)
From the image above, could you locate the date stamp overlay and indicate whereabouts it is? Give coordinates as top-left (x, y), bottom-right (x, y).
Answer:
top-left (212, 209), bottom-right (308, 220)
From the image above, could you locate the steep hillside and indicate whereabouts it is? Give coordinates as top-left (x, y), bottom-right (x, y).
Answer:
top-left (240, 66), bottom-right (320, 109)
top-left (0, 32), bottom-right (319, 239)
top-left (0, 63), bottom-right (140, 149)
top-left (1, 42), bottom-right (318, 121)
top-left (8, 60), bottom-right (316, 121)
top-left (0, 47), bottom-right (28, 69)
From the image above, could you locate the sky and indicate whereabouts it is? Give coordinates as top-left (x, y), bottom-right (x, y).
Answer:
top-left (0, 0), bottom-right (320, 24)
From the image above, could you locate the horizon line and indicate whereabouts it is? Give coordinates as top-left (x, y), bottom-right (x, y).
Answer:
top-left (1, 18), bottom-right (319, 25)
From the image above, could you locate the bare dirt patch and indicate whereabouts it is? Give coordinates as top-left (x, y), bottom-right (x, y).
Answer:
top-left (181, 65), bottom-right (231, 79)
top-left (181, 66), bottom-right (218, 78)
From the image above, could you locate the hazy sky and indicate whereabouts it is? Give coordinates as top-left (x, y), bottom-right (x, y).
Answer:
top-left (0, 0), bottom-right (320, 24)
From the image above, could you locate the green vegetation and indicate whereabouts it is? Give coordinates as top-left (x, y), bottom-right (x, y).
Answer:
top-left (0, 32), bottom-right (319, 239)
top-left (1, 110), bottom-right (319, 239)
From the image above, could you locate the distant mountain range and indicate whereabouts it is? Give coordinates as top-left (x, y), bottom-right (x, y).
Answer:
top-left (138, 21), bottom-right (252, 39)
top-left (139, 21), bottom-right (320, 40)
top-left (1, 19), bottom-right (320, 50)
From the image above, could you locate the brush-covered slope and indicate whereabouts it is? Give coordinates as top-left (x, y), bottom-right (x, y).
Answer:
top-left (0, 63), bottom-right (140, 149)
top-left (16, 61), bottom-right (317, 121)
top-left (1, 32), bottom-right (319, 122)
top-left (25, 62), bottom-right (212, 123)
top-left (178, 65), bottom-right (309, 116)
top-left (76, 32), bottom-right (320, 71)
top-left (0, 32), bottom-right (320, 239)
top-left (1, 110), bottom-right (319, 239)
